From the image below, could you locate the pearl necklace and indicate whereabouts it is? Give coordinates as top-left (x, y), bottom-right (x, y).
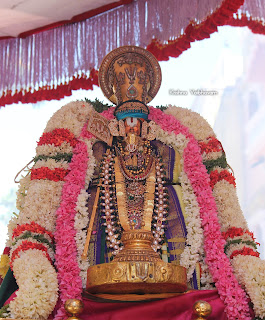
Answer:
top-left (99, 148), bottom-right (168, 257)
top-left (152, 158), bottom-right (168, 252)
top-left (99, 149), bottom-right (122, 256)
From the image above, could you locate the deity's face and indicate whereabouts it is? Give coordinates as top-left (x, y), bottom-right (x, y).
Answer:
top-left (123, 117), bottom-right (144, 150)
top-left (124, 117), bottom-right (143, 136)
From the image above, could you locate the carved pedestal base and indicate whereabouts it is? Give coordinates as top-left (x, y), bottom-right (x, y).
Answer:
top-left (86, 230), bottom-right (187, 294)
top-left (86, 260), bottom-right (187, 294)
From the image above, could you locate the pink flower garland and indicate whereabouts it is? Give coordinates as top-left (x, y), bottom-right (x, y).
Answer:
top-left (54, 108), bottom-right (115, 320)
top-left (148, 107), bottom-right (251, 320)
top-left (54, 140), bottom-right (88, 320)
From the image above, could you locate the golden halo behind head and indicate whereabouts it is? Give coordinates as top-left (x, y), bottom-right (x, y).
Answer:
top-left (98, 46), bottom-right (162, 107)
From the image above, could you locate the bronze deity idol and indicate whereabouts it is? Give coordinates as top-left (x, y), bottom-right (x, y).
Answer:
top-left (83, 46), bottom-right (187, 295)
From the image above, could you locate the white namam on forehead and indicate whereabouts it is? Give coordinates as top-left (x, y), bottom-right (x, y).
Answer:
top-left (125, 117), bottom-right (138, 127)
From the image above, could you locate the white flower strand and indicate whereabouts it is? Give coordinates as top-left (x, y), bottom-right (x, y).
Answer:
top-left (156, 126), bottom-right (204, 281)
top-left (10, 250), bottom-right (58, 320)
top-left (9, 101), bottom-right (94, 318)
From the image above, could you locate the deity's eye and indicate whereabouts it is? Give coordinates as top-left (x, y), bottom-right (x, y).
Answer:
top-left (125, 117), bottom-right (138, 127)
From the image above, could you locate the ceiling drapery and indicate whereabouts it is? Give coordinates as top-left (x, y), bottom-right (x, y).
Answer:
top-left (226, 0), bottom-right (265, 34)
top-left (0, 0), bottom-right (264, 108)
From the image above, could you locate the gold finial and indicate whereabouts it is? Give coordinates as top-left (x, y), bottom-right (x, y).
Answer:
top-left (193, 300), bottom-right (212, 320)
top-left (65, 299), bottom-right (84, 320)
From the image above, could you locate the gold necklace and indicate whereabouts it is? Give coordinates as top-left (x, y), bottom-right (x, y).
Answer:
top-left (114, 155), bottom-right (156, 231)
top-left (116, 141), bottom-right (152, 178)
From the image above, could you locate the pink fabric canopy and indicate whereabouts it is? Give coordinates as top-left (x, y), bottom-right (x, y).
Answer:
top-left (0, 0), bottom-right (264, 107)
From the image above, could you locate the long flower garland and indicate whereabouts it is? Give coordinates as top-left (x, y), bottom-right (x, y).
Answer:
top-left (5, 101), bottom-right (91, 319)
top-left (54, 107), bottom-right (115, 319)
top-left (166, 107), bottom-right (265, 315)
top-left (53, 141), bottom-right (88, 320)
top-left (148, 107), bottom-right (251, 320)
top-left (152, 127), bottom-right (204, 281)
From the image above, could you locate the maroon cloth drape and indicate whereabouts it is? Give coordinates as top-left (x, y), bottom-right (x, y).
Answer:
top-left (79, 290), bottom-right (228, 320)
top-left (5, 287), bottom-right (255, 319)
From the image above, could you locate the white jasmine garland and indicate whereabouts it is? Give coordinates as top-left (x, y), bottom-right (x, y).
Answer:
top-left (167, 107), bottom-right (264, 317)
top-left (199, 255), bottom-right (215, 290)
top-left (16, 180), bottom-right (64, 233)
top-left (10, 250), bottom-right (58, 320)
top-left (178, 170), bottom-right (204, 279)
top-left (81, 138), bottom-right (97, 188)
top-left (16, 173), bottom-right (31, 211)
top-left (8, 101), bottom-right (96, 319)
top-left (74, 137), bottom-right (97, 286)
top-left (156, 126), bottom-right (204, 281)
top-left (231, 255), bottom-right (265, 318)
top-left (44, 101), bottom-right (94, 136)
top-left (36, 141), bottom-right (74, 156)
top-left (5, 215), bottom-right (19, 248)
top-left (74, 188), bottom-right (91, 287)
top-left (165, 106), bottom-right (215, 141)
top-left (212, 180), bottom-right (248, 232)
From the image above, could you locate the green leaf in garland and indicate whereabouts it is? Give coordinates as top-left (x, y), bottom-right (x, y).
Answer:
top-left (224, 239), bottom-right (258, 253)
top-left (203, 153), bottom-right (228, 173)
top-left (83, 98), bottom-right (168, 113)
top-left (12, 231), bottom-right (55, 251)
top-left (155, 105), bottom-right (168, 111)
top-left (84, 98), bottom-right (112, 113)
top-left (34, 153), bottom-right (73, 163)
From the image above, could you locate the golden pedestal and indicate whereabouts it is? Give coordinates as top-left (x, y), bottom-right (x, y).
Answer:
top-left (86, 231), bottom-right (187, 295)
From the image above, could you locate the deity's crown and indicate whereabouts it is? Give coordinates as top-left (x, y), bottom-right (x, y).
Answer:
top-left (98, 46), bottom-right (162, 120)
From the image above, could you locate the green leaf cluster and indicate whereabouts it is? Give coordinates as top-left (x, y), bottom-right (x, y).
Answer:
top-left (83, 98), bottom-right (168, 113)
top-left (0, 304), bottom-right (10, 318)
